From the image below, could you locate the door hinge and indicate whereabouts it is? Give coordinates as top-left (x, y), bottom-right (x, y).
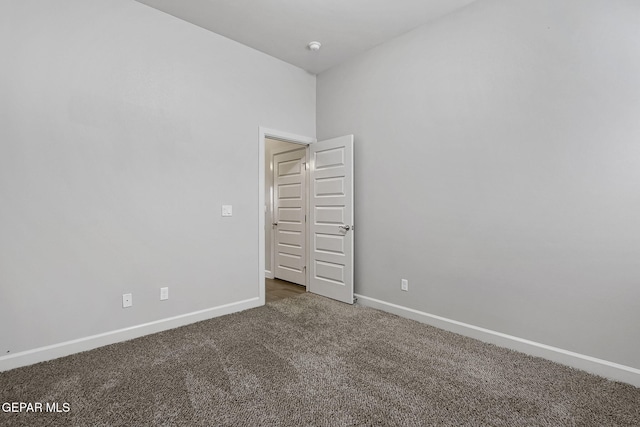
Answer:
top-left (305, 214), bottom-right (307, 222)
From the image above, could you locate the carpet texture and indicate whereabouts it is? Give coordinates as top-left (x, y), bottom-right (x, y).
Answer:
top-left (1, 294), bottom-right (639, 426)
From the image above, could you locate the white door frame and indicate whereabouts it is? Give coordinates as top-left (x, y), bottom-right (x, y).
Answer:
top-left (258, 127), bottom-right (315, 305)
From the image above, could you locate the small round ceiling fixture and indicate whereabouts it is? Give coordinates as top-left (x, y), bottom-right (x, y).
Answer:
top-left (307, 41), bottom-right (322, 52)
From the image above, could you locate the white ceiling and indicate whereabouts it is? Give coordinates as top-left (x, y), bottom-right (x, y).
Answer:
top-left (135, 0), bottom-right (476, 74)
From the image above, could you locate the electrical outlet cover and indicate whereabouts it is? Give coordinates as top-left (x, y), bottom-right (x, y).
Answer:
top-left (122, 293), bottom-right (133, 308)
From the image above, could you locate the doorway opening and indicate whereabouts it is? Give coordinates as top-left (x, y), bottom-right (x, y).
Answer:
top-left (265, 137), bottom-right (309, 287)
top-left (258, 128), bottom-right (314, 306)
top-left (258, 127), bottom-right (355, 306)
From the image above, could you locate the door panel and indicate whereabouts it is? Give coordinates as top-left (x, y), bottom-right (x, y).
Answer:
top-left (278, 183), bottom-right (302, 199)
top-left (273, 148), bottom-right (306, 285)
top-left (315, 233), bottom-right (344, 254)
top-left (309, 135), bottom-right (354, 304)
top-left (315, 177), bottom-right (344, 196)
top-left (314, 206), bottom-right (345, 224)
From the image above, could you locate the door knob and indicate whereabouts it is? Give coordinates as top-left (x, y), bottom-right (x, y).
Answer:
top-left (273, 222), bottom-right (278, 226)
top-left (339, 225), bottom-right (350, 232)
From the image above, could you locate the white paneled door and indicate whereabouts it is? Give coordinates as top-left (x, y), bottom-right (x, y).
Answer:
top-left (273, 148), bottom-right (307, 285)
top-left (309, 135), bottom-right (354, 304)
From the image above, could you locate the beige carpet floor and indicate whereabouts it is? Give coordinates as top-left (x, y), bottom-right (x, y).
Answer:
top-left (1, 293), bottom-right (639, 426)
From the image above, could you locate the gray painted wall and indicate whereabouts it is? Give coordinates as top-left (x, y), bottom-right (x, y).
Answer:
top-left (317, 0), bottom-right (640, 368)
top-left (0, 0), bottom-right (315, 355)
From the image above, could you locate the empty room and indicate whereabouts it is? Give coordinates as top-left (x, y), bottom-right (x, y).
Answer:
top-left (1, 0), bottom-right (639, 425)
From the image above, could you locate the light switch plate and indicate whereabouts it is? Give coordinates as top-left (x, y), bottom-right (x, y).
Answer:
top-left (160, 287), bottom-right (169, 301)
top-left (122, 293), bottom-right (132, 308)
top-left (222, 205), bottom-right (233, 217)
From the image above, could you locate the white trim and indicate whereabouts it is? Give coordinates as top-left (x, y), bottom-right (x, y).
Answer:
top-left (355, 294), bottom-right (640, 387)
top-left (0, 297), bottom-right (260, 372)
top-left (258, 127), bottom-right (315, 307)
top-left (265, 270), bottom-right (274, 280)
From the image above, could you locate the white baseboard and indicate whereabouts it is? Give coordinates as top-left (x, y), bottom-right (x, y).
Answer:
top-left (0, 297), bottom-right (261, 372)
top-left (265, 270), bottom-right (274, 279)
top-left (355, 294), bottom-right (640, 388)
